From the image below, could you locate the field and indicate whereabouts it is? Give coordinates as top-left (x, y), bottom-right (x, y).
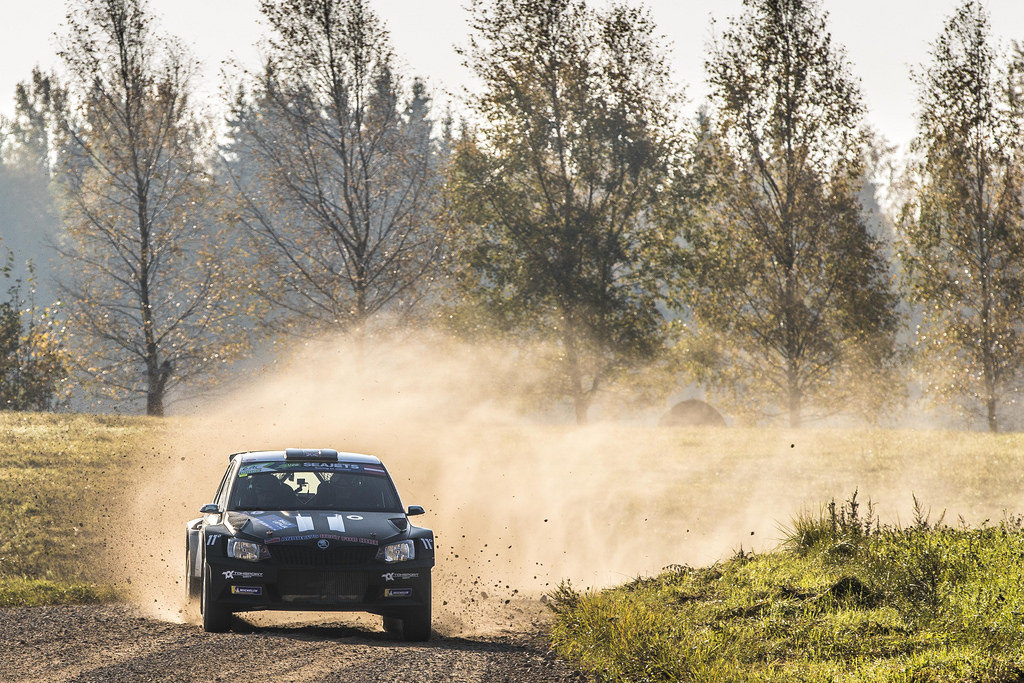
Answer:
top-left (5, 409), bottom-right (1024, 678)
top-left (0, 412), bottom-right (161, 605)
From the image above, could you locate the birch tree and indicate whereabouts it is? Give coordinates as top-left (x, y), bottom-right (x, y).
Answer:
top-left (224, 0), bottom-right (446, 333)
top-left (681, 0), bottom-right (898, 426)
top-left (55, 0), bottom-right (250, 415)
top-left (899, 1), bottom-right (1024, 432)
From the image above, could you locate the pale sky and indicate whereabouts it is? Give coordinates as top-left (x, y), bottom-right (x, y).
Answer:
top-left (1, 0), bottom-right (1023, 149)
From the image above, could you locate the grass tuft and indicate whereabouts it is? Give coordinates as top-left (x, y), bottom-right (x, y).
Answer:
top-left (782, 490), bottom-right (880, 557)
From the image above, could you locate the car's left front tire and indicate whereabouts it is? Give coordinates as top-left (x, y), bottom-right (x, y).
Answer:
top-left (200, 561), bottom-right (231, 633)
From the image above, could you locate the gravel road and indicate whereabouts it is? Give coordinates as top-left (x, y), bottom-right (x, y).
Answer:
top-left (0, 604), bottom-right (586, 682)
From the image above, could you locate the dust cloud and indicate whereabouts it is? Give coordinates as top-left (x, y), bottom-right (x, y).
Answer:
top-left (109, 330), bottom-right (1024, 635)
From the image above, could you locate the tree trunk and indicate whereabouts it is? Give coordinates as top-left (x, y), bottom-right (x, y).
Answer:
top-left (987, 395), bottom-right (998, 433)
top-left (146, 360), bottom-right (171, 417)
top-left (562, 315), bottom-right (589, 425)
top-left (573, 393), bottom-right (590, 425)
top-left (146, 387), bottom-right (163, 417)
top-left (787, 374), bottom-right (802, 428)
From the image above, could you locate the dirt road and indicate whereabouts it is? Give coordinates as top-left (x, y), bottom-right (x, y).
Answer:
top-left (0, 604), bottom-right (585, 682)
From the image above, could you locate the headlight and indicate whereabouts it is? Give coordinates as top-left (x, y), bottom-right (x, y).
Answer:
top-left (227, 538), bottom-right (270, 562)
top-left (376, 540), bottom-right (415, 563)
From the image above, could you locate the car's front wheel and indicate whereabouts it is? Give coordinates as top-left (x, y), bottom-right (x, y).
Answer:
top-left (383, 582), bottom-right (431, 642)
top-left (382, 615), bottom-right (403, 636)
top-left (399, 604), bottom-right (431, 642)
top-left (200, 561), bottom-right (231, 633)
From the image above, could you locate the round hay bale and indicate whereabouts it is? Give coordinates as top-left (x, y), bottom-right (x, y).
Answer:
top-left (658, 399), bottom-right (727, 427)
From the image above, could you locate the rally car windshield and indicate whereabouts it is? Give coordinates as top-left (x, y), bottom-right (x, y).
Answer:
top-left (227, 461), bottom-right (402, 512)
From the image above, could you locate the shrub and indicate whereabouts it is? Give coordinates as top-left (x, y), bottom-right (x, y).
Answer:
top-left (0, 247), bottom-right (67, 411)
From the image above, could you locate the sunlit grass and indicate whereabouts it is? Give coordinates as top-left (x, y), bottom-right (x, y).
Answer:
top-left (0, 577), bottom-right (119, 607)
top-left (0, 412), bottom-right (161, 605)
top-left (550, 495), bottom-right (1024, 681)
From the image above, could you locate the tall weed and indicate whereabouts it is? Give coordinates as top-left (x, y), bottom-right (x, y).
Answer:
top-left (783, 490), bottom-right (879, 557)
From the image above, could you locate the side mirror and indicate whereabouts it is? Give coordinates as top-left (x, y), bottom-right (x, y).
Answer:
top-left (407, 505), bottom-right (425, 516)
top-left (200, 503), bottom-right (221, 515)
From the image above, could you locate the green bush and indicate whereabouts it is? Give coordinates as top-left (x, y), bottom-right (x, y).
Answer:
top-left (0, 248), bottom-right (68, 411)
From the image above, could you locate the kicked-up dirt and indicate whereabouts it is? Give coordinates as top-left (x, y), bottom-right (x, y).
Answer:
top-left (0, 604), bottom-right (585, 682)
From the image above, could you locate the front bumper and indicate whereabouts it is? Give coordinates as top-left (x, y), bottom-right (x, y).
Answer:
top-left (205, 554), bottom-right (432, 615)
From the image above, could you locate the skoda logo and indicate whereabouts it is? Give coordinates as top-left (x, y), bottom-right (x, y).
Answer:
top-left (317, 539), bottom-right (330, 550)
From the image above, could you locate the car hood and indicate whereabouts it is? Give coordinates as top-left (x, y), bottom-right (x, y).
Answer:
top-left (224, 509), bottom-right (406, 546)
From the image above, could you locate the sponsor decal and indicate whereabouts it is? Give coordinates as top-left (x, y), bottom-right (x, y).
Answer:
top-left (250, 512), bottom-right (295, 531)
top-left (349, 535), bottom-right (379, 546)
top-left (421, 538), bottom-right (433, 550)
top-left (238, 462), bottom-right (386, 476)
top-left (238, 462), bottom-right (302, 476)
top-left (346, 515), bottom-right (363, 521)
top-left (230, 586), bottom-right (263, 596)
top-left (222, 570), bottom-right (264, 580)
top-left (305, 462), bottom-right (361, 470)
top-left (382, 572), bottom-right (419, 582)
top-left (264, 533), bottom-right (379, 546)
top-left (383, 588), bottom-right (412, 598)
top-left (317, 539), bottom-right (330, 550)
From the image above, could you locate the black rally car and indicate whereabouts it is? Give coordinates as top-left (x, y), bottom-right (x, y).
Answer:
top-left (185, 449), bottom-right (434, 639)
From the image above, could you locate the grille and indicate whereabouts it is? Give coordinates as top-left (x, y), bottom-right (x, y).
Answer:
top-left (270, 544), bottom-right (378, 567)
top-left (278, 569), bottom-right (367, 603)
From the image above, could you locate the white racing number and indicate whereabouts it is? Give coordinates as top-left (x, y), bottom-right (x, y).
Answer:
top-left (421, 538), bottom-right (433, 550)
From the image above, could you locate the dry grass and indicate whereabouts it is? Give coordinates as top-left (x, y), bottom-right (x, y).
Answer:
top-left (0, 411), bottom-right (162, 604)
